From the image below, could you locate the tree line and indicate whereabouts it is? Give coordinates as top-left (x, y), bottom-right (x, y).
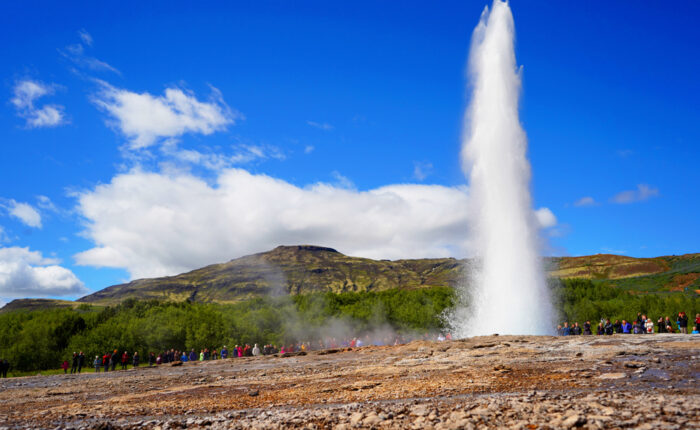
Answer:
top-left (0, 280), bottom-right (697, 372)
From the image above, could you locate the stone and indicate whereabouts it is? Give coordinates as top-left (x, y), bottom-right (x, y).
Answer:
top-left (349, 412), bottom-right (364, 426)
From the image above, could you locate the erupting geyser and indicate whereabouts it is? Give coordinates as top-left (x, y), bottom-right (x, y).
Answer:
top-left (453, 1), bottom-right (554, 336)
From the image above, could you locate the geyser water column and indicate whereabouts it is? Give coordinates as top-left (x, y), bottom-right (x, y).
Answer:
top-left (455, 1), bottom-right (553, 336)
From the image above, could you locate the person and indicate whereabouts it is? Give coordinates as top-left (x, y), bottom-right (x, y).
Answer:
top-left (645, 318), bottom-right (654, 333)
top-left (613, 320), bottom-right (622, 334)
top-left (70, 352), bottom-right (78, 374)
top-left (221, 346), bottom-right (228, 359)
top-left (199, 350), bottom-right (204, 361)
top-left (583, 321), bottom-right (592, 335)
top-left (571, 322), bottom-right (582, 335)
top-left (596, 322), bottom-right (605, 335)
top-left (665, 316), bottom-right (674, 333)
top-left (61, 359), bottom-right (69, 374)
top-left (132, 352), bottom-right (139, 368)
top-left (633, 321), bottom-right (644, 334)
top-left (110, 349), bottom-right (118, 371)
top-left (77, 352), bottom-right (85, 373)
top-left (181, 352), bottom-right (188, 362)
top-left (94, 355), bottom-right (101, 373)
top-left (149, 352), bottom-right (155, 367)
top-left (562, 322), bottom-right (570, 336)
top-left (621, 320), bottom-right (632, 334)
top-left (657, 317), bottom-right (666, 334)
top-left (0, 359), bottom-right (8, 378)
top-left (103, 352), bottom-right (111, 372)
top-left (189, 349), bottom-right (197, 362)
top-left (678, 312), bottom-right (688, 334)
top-left (252, 344), bottom-right (261, 356)
top-left (156, 354), bottom-right (162, 365)
top-left (121, 351), bottom-right (129, 370)
top-left (604, 319), bottom-right (614, 335)
top-left (695, 313), bottom-right (700, 333)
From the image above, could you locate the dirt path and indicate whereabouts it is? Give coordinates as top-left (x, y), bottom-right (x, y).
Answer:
top-left (0, 334), bottom-right (698, 429)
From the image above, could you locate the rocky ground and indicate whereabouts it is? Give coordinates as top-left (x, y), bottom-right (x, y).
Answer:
top-left (0, 334), bottom-right (698, 429)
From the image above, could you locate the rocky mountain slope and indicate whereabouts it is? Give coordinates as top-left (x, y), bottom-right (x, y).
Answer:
top-left (3, 246), bottom-right (699, 311)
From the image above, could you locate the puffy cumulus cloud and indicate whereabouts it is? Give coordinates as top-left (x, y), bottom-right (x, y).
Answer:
top-left (93, 82), bottom-right (239, 149)
top-left (7, 200), bottom-right (42, 228)
top-left (611, 184), bottom-right (659, 204)
top-left (534, 207), bottom-right (557, 229)
top-left (0, 247), bottom-right (87, 297)
top-left (74, 169), bottom-right (559, 280)
top-left (11, 80), bottom-right (66, 128)
top-left (74, 169), bottom-right (469, 278)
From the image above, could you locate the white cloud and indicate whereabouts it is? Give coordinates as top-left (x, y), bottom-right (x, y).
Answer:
top-left (0, 247), bottom-right (87, 297)
top-left (11, 80), bottom-right (66, 128)
top-left (330, 171), bottom-right (355, 189)
top-left (36, 195), bottom-right (57, 212)
top-left (161, 142), bottom-right (284, 171)
top-left (60, 40), bottom-right (119, 74)
top-left (304, 145), bottom-right (315, 154)
top-left (74, 168), bottom-right (558, 280)
top-left (413, 161), bottom-right (433, 181)
top-left (8, 200), bottom-right (42, 228)
top-left (78, 29), bottom-right (93, 46)
top-left (93, 82), bottom-right (239, 149)
top-left (611, 184), bottom-right (659, 204)
top-left (574, 196), bottom-right (597, 207)
top-left (534, 207), bottom-right (557, 229)
top-left (306, 120), bottom-right (334, 131)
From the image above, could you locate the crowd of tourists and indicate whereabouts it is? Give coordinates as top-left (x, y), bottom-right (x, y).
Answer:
top-left (557, 311), bottom-right (699, 336)
top-left (70, 333), bottom-right (454, 374)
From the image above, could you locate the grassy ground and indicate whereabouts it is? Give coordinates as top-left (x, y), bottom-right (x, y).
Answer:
top-left (6, 364), bottom-right (147, 378)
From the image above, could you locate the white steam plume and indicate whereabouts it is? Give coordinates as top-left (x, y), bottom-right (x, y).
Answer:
top-left (452, 1), bottom-right (554, 336)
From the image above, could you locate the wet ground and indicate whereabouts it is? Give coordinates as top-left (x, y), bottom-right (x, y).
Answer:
top-left (0, 334), bottom-right (698, 429)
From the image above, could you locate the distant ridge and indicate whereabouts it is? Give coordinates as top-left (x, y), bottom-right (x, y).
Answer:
top-left (2, 247), bottom-right (699, 312)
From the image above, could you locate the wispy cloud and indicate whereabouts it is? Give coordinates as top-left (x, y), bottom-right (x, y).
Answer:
top-left (330, 171), bottom-right (355, 189)
top-left (162, 143), bottom-right (284, 171)
top-left (304, 145), bottom-right (315, 154)
top-left (10, 80), bottom-right (67, 128)
top-left (611, 184), bottom-right (659, 204)
top-left (78, 29), bottom-right (93, 46)
top-left (59, 30), bottom-right (119, 74)
top-left (306, 120), bottom-right (334, 131)
top-left (4, 200), bottom-right (42, 228)
top-left (573, 196), bottom-right (597, 207)
top-left (93, 81), bottom-right (240, 149)
top-left (413, 161), bottom-right (433, 181)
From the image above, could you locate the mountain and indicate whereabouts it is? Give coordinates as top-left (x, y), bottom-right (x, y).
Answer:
top-left (3, 246), bottom-right (699, 311)
top-left (77, 245), bottom-right (465, 305)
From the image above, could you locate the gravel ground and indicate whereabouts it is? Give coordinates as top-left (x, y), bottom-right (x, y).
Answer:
top-left (0, 334), bottom-right (697, 429)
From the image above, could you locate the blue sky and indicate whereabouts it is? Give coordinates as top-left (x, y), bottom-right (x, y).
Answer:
top-left (1, 1), bottom-right (699, 302)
